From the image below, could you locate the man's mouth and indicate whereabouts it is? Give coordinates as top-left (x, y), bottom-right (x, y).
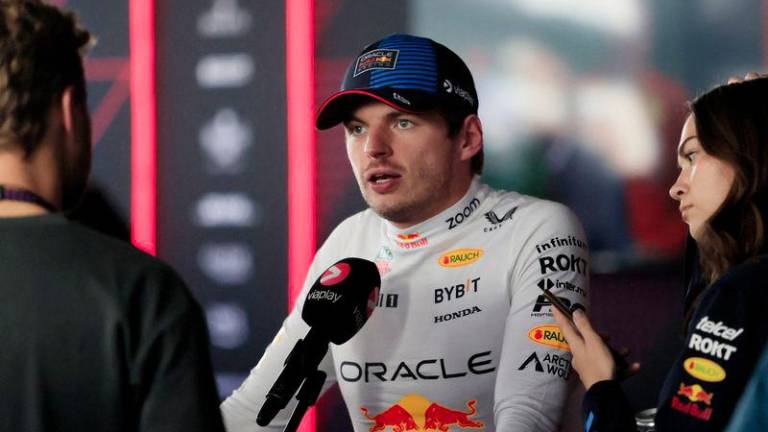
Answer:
top-left (366, 168), bottom-right (402, 183)
top-left (369, 173), bottom-right (400, 184)
top-left (365, 169), bottom-right (402, 193)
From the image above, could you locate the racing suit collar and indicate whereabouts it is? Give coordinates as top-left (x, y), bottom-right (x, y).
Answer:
top-left (383, 176), bottom-right (486, 246)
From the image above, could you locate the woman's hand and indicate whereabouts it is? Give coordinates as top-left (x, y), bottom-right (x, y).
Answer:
top-left (552, 307), bottom-right (640, 389)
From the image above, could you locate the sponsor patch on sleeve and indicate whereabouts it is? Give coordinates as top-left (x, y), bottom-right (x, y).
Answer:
top-left (671, 382), bottom-right (714, 421)
top-left (517, 351), bottom-right (572, 380)
top-left (683, 357), bottom-right (726, 382)
top-left (528, 325), bottom-right (570, 351)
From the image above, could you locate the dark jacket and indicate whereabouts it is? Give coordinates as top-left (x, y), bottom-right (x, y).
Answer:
top-left (582, 252), bottom-right (768, 431)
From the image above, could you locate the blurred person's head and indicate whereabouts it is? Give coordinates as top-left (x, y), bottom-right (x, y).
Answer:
top-left (669, 78), bottom-right (768, 283)
top-left (315, 34), bottom-right (483, 227)
top-left (0, 0), bottom-right (93, 211)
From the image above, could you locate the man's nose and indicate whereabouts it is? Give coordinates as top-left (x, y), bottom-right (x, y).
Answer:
top-left (364, 126), bottom-right (392, 159)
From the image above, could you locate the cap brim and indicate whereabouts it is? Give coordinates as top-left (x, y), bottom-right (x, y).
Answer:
top-left (315, 89), bottom-right (440, 130)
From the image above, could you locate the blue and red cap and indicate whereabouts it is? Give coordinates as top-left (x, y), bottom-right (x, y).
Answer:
top-left (315, 34), bottom-right (479, 130)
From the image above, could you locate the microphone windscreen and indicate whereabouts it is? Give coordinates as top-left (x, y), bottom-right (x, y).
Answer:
top-left (302, 257), bottom-right (380, 344)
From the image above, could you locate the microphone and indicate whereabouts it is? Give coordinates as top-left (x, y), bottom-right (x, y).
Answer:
top-left (256, 257), bottom-right (380, 426)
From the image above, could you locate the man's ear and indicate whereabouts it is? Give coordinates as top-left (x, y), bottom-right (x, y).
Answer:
top-left (458, 114), bottom-right (483, 162)
top-left (59, 86), bottom-right (78, 134)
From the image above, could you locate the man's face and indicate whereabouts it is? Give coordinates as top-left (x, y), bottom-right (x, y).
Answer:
top-left (61, 99), bottom-right (92, 211)
top-left (344, 101), bottom-right (464, 227)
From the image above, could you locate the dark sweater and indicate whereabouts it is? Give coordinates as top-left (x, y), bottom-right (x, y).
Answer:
top-left (0, 214), bottom-right (225, 432)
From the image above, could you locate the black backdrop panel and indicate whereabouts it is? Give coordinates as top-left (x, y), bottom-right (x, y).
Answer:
top-left (66, 0), bottom-right (131, 222)
top-left (156, 0), bottom-right (287, 383)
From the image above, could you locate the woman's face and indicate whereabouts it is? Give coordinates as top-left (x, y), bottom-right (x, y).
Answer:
top-left (669, 115), bottom-right (736, 240)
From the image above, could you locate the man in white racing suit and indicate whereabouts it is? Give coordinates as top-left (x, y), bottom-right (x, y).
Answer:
top-left (222, 34), bottom-right (589, 432)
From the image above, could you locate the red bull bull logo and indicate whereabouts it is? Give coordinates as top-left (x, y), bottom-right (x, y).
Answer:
top-left (361, 404), bottom-right (419, 432)
top-left (361, 394), bottom-right (484, 431)
top-left (396, 232), bottom-right (429, 249)
top-left (424, 400), bottom-right (484, 431)
top-left (677, 383), bottom-right (714, 405)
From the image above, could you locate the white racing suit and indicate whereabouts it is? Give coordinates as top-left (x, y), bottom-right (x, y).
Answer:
top-left (222, 178), bottom-right (590, 431)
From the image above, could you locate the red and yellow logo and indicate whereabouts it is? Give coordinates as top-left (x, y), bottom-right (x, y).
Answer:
top-left (677, 383), bottom-right (714, 405)
top-left (396, 233), bottom-right (429, 249)
top-left (671, 381), bottom-right (715, 421)
top-left (361, 394), bottom-right (484, 431)
top-left (684, 357), bottom-right (726, 382)
top-left (528, 325), bottom-right (570, 351)
top-left (438, 248), bottom-right (483, 268)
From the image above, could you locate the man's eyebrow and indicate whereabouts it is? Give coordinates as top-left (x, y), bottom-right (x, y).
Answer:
top-left (378, 110), bottom-right (407, 123)
top-left (344, 114), bottom-right (364, 125)
top-left (344, 110), bottom-right (407, 125)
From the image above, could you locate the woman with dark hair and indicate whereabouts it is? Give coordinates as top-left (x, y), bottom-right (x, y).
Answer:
top-left (554, 77), bottom-right (768, 432)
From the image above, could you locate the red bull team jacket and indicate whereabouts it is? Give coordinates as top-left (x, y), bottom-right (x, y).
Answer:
top-left (222, 178), bottom-right (590, 431)
top-left (582, 255), bottom-right (768, 431)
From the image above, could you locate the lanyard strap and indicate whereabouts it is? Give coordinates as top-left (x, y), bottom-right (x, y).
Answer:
top-left (0, 185), bottom-right (56, 212)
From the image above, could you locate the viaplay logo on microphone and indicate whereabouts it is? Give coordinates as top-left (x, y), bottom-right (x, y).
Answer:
top-left (303, 258), bottom-right (381, 345)
top-left (320, 262), bottom-right (351, 286)
top-left (306, 290), bottom-right (343, 303)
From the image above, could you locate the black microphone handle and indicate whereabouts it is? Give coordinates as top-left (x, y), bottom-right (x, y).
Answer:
top-left (256, 328), bottom-right (329, 426)
top-left (283, 369), bottom-right (327, 432)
